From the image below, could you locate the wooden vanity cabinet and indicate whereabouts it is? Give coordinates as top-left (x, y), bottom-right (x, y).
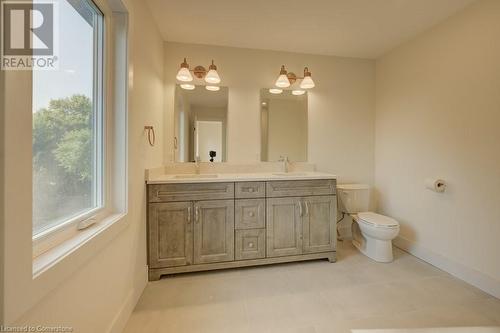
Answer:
top-left (266, 197), bottom-right (303, 257)
top-left (148, 202), bottom-right (193, 268)
top-left (147, 178), bottom-right (336, 281)
top-left (266, 196), bottom-right (337, 257)
top-left (302, 195), bottom-right (337, 254)
top-left (193, 199), bottom-right (234, 264)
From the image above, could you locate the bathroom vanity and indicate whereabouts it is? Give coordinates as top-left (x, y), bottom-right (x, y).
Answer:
top-left (146, 171), bottom-right (337, 281)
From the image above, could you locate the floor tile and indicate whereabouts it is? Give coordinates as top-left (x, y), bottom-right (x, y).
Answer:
top-left (123, 242), bottom-right (500, 333)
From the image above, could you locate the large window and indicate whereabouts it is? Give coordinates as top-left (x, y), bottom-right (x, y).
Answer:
top-left (32, 0), bottom-right (104, 236)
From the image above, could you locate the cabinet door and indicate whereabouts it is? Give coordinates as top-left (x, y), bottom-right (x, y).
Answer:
top-left (266, 197), bottom-right (303, 257)
top-left (302, 196), bottom-right (336, 254)
top-left (148, 202), bottom-right (193, 268)
top-left (193, 200), bottom-right (235, 264)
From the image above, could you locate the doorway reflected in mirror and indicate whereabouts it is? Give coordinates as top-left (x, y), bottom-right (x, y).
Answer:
top-left (174, 85), bottom-right (228, 162)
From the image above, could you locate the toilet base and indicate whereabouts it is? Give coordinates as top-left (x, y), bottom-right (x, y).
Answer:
top-left (352, 222), bottom-right (394, 263)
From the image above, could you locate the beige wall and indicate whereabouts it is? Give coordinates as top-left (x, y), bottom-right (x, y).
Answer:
top-left (2, 0), bottom-right (165, 331)
top-left (164, 42), bottom-right (376, 184)
top-left (375, 0), bottom-right (500, 297)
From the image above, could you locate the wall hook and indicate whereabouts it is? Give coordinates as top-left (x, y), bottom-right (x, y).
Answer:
top-left (144, 126), bottom-right (156, 147)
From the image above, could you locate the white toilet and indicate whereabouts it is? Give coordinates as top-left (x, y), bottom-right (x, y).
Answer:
top-left (337, 184), bottom-right (400, 263)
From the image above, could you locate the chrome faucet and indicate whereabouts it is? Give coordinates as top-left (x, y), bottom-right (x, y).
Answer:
top-left (279, 155), bottom-right (289, 173)
top-left (194, 156), bottom-right (201, 174)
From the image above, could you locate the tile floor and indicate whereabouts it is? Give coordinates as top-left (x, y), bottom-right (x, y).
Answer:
top-left (124, 241), bottom-right (500, 333)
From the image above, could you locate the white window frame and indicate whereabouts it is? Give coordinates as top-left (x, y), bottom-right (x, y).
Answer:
top-left (32, 0), bottom-right (126, 259)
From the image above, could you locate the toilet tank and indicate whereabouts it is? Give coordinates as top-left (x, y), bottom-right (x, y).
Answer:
top-left (337, 184), bottom-right (370, 214)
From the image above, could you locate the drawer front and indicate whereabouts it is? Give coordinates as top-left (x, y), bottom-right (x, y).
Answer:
top-left (148, 182), bottom-right (234, 202)
top-left (266, 179), bottom-right (336, 198)
top-left (235, 229), bottom-right (266, 260)
top-left (235, 182), bottom-right (266, 198)
top-left (235, 199), bottom-right (265, 229)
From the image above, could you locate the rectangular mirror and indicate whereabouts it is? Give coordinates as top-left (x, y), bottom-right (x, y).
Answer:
top-left (260, 89), bottom-right (308, 162)
top-left (174, 85), bottom-right (228, 162)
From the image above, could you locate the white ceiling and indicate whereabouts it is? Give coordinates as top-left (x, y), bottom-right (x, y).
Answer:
top-left (146, 0), bottom-right (476, 59)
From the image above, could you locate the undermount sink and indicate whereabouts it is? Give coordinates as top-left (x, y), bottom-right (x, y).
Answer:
top-left (174, 174), bottom-right (218, 179)
top-left (272, 172), bottom-right (309, 177)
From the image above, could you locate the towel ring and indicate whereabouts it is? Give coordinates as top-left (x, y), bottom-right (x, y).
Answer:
top-left (144, 126), bottom-right (155, 146)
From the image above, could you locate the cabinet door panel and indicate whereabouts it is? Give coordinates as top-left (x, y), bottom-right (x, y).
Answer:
top-left (303, 196), bottom-right (336, 253)
top-left (266, 197), bottom-right (303, 257)
top-left (194, 200), bottom-right (235, 264)
top-left (266, 180), bottom-right (336, 198)
top-left (149, 182), bottom-right (234, 202)
top-left (149, 202), bottom-right (193, 268)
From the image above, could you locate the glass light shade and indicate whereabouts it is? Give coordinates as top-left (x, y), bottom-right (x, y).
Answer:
top-left (205, 69), bottom-right (221, 84)
top-left (176, 67), bottom-right (193, 82)
top-left (275, 74), bottom-right (290, 88)
top-left (300, 76), bottom-right (315, 89)
top-left (269, 88), bottom-right (283, 94)
top-left (292, 90), bottom-right (306, 96)
top-left (205, 85), bottom-right (220, 91)
top-left (180, 84), bottom-right (195, 90)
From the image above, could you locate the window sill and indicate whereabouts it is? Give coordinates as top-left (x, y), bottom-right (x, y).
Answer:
top-left (33, 212), bottom-right (128, 278)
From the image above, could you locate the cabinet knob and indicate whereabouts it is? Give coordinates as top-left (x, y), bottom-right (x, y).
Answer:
top-left (248, 242), bottom-right (254, 248)
top-left (249, 211), bottom-right (255, 217)
top-left (248, 187), bottom-right (254, 193)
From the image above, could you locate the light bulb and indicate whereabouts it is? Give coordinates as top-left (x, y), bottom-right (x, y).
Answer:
top-left (205, 60), bottom-right (221, 84)
top-left (180, 84), bottom-right (195, 90)
top-left (176, 67), bottom-right (193, 82)
top-left (205, 69), bottom-right (221, 84)
top-left (206, 85), bottom-right (220, 91)
top-left (269, 88), bottom-right (283, 94)
top-left (275, 74), bottom-right (290, 88)
top-left (300, 75), bottom-right (315, 89)
top-left (292, 90), bottom-right (306, 96)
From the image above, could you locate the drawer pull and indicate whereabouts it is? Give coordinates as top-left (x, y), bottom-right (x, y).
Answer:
top-left (247, 187), bottom-right (255, 193)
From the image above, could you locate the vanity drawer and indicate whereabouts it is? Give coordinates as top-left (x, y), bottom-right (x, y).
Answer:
top-left (235, 229), bottom-right (266, 260)
top-left (235, 182), bottom-right (265, 198)
top-left (235, 199), bottom-right (265, 229)
top-left (148, 182), bottom-right (234, 202)
top-left (266, 179), bottom-right (336, 198)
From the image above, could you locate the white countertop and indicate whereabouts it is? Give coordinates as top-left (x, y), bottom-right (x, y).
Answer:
top-left (146, 171), bottom-right (336, 184)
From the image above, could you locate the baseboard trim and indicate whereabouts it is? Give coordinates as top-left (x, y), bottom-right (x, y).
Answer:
top-left (394, 236), bottom-right (500, 299)
top-left (106, 265), bottom-right (148, 333)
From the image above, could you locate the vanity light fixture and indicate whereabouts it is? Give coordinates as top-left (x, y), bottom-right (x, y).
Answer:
top-left (269, 88), bottom-right (283, 94)
top-left (176, 58), bottom-right (222, 89)
top-left (205, 61), bottom-right (221, 84)
top-left (274, 65), bottom-right (315, 90)
top-left (299, 67), bottom-right (315, 89)
top-left (206, 85), bottom-right (220, 91)
top-left (176, 58), bottom-right (193, 82)
top-left (180, 83), bottom-right (195, 90)
top-left (292, 90), bottom-right (306, 96)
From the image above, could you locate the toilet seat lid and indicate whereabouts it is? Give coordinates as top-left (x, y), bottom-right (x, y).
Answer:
top-left (358, 212), bottom-right (399, 228)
